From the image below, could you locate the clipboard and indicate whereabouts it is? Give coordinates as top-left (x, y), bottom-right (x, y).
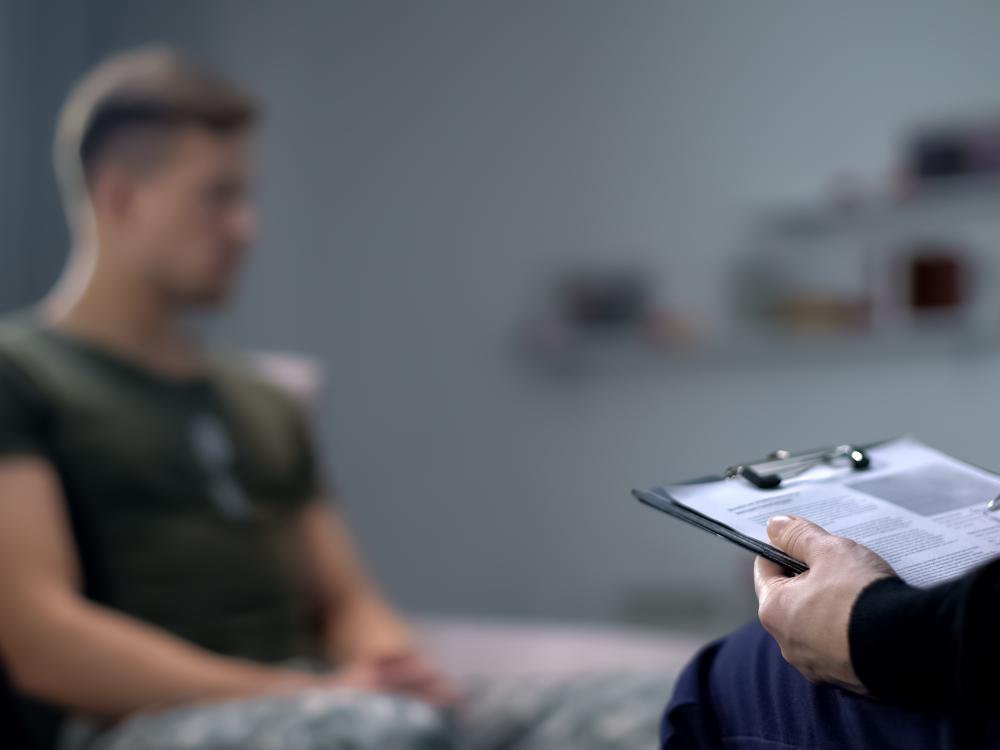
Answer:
top-left (632, 442), bottom-right (876, 576)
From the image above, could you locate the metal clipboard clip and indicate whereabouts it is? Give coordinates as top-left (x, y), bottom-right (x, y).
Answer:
top-left (724, 444), bottom-right (871, 490)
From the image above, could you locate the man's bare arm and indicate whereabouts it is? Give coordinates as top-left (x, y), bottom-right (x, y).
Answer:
top-left (297, 502), bottom-right (456, 706)
top-left (0, 456), bottom-right (318, 718)
top-left (297, 502), bottom-right (414, 662)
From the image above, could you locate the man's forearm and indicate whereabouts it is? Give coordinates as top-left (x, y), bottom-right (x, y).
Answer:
top-left (324, 591), bottom-right (415, 663)
top-left (297, 503), bottom-right (417, 663)
top-left (8, 594), bottom-right (311, 718)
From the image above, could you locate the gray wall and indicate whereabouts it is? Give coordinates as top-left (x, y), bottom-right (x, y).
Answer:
top-left (0, 0), bottom-right (99, 306)
top-left (9, 1), bottom-right (1000, 626)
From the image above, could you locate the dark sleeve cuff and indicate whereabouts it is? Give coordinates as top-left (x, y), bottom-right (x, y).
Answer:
top-left (848, 576), bottom-right (953, 707)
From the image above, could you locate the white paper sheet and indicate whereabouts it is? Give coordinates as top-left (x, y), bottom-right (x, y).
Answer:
top-left (664, 438), bottom-right (1000, 587)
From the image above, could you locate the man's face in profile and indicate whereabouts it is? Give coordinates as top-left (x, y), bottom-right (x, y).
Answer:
top-left (125, 127), bottom-right (256, 307)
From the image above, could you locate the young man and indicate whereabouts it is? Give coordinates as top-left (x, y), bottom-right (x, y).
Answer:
top-left (0, 45), bottom-right (676, 750)
top-left (0, 46), bottom-right (455, 749)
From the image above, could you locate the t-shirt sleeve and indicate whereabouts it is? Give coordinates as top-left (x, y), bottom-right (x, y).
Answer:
top-left (0, 350), bottom-right (51, 460)
top-left (283, 397), bottom-right (328, 507)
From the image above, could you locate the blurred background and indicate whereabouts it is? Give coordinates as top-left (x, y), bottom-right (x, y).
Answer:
top-left (5, 0), bottom-right (1000, 638)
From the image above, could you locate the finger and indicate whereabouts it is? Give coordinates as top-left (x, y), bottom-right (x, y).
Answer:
top-left (382, 671), bottom-right (458, 707)
top-left (377, 660), bottom-right (448, 695)
top-left (766, 515), bottom-right (832, 565)
top-left (370, 653), bottom-right (461, 706)
top-left (384, 669), bottom-right (435, 691)
top-left (418, 677), bottom-right (461, 708)
top-left (373, 652), bottom-right (417, 668)
top-left (378, 658), bottom-right (432, 684)
top-left (329, 667), bottom-right (380, 692)
top-left (753, 554), bottom-right (786, 602)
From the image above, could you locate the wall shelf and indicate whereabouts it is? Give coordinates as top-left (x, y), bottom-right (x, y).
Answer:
top-left (758, 176), bottom-right (1000, 241)
top-left (523, 326), bottom-right (1000, 377)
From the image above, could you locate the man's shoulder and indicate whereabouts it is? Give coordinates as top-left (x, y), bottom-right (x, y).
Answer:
top-left (0, 311), bottom-right (43, 342)
top-left (209, 350), bottom-right (312, 418)
top-left (0, 312), bottom-right (51, 371)
top-left (0, 314), bottom-right (59, 409)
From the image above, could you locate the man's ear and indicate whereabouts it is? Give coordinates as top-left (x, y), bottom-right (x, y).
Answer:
top-left (89, 164), bottom-right (135, 224)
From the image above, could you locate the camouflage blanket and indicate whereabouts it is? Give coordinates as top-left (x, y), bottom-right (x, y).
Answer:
top-left (61, 671), bottom-right (673, 750)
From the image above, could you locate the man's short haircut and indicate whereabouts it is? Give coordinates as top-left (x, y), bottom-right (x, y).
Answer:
top-left (54, 45), bottom-right (257, 224)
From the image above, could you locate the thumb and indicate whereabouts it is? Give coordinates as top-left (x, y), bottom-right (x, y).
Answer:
top-left (766, 515), bottom-right (832, 565)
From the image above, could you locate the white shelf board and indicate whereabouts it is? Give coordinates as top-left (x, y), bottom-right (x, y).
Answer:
top-left (524, 327), bottom-right (1000, 377)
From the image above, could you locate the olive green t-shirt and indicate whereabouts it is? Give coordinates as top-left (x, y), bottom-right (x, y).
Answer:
top-left (0, 318), bottom-right (326, 664)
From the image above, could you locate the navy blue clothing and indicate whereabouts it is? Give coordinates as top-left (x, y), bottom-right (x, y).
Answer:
top-left (661, 619), bottom-right (1000, 749)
